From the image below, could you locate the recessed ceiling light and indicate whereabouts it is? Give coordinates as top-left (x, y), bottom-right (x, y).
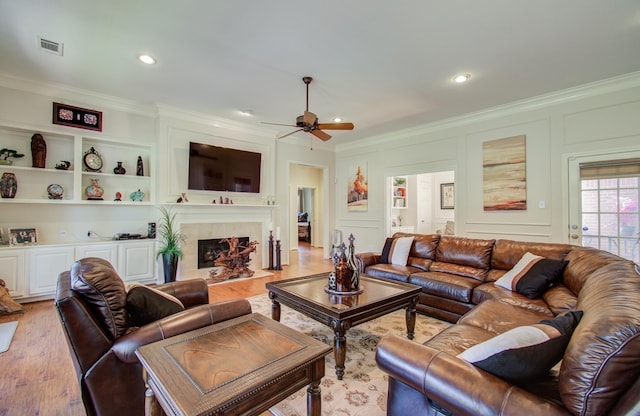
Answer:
top-left (138, 55), bottom-right (156, 65)
top-left (454, 73), bottom-right (471, 83)
top-left (332, 117), bottom-right (343, 122)
top-left (238, 110), bottom-right (254, 116)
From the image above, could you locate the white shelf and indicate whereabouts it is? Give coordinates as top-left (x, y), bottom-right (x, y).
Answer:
top-left (0, 124), bottom-right (154, 204)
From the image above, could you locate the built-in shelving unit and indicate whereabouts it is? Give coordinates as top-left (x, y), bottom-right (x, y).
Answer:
top-left (391, 176), bottom-right (408, 209)
top-left (0, 123), bottom-right (154, 205)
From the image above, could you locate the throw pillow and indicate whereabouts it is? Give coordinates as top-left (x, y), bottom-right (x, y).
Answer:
top-left (457, 310), bottom-right (583, 383)
top-left (380, 236), bottom-right (414, 266)
top-left (126, 282), bottom-right (185, 327)
top-left (494, 252), bottom-right (568, 298)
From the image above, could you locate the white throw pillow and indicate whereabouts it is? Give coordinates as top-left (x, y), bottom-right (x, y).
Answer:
top-left (390, 236), bottom-right (414, 266)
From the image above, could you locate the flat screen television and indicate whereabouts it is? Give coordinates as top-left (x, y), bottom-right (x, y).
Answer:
top-left (188, 142), bottom-right (262, 193)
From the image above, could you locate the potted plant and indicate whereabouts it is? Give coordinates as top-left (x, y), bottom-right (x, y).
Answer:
top-left (0, 148), bottom-right (25, 165)
top-left (156, 206), bottom-right (185, 283)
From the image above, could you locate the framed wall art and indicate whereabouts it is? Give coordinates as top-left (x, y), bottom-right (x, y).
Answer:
top-left (440, 183), bottom-right (455, 209)
top-left (52, 102), bottom-right (103, 131)
top-left (8, 227), bottom-right (38, 246)
top-left (347, 161), bottom-right (368, 211)
top-left (482, 135), bottom-right (527, 211)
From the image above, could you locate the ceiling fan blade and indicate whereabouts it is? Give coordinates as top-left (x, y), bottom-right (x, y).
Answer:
top-left (303, 111), bottom-right (317, 125)
top-left (311, 129), bottom-right (332, 141)
top-left (316, 122), bottom-right (355, 130)
top-left (262, 122), bottom-right (297, 127)
top-left (277, 128), bottom-right (304, 140)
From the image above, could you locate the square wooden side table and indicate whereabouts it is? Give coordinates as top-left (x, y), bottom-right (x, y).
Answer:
top-left (136, 313), bottom-right (331, 416)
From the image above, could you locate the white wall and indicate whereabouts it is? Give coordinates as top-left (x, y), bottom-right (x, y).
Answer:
top-left (334, 73), bottom-right (640, 253)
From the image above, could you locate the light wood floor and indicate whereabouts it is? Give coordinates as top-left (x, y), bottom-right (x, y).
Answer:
top-left (0, 243), bottom-right (333, 416)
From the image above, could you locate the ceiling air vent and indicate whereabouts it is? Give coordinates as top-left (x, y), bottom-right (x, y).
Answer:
top-left (38, 37), bottom-right (63, 56)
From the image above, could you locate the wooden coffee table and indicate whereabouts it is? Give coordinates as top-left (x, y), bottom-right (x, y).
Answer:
top-left (266, 274), bottom-right (421, 379)
top-left (135, 313), bottom-right (331, 416)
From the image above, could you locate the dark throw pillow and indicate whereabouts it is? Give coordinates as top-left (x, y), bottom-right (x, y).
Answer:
top-left (126, 283), bottom-right (185, 327)
top-left (494, 252), bottom-right (568, 298)
top-left (457, 310), bottom-right (583, 383)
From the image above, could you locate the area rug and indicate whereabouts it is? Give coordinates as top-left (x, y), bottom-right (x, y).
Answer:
top-left (0, 321), bottom-right (18, 353)
top-left (247, 294), bottom-right (451, 416)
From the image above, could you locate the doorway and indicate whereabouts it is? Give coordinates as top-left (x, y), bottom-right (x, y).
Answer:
top-left (567, 152), bottom-right (640, 262)
top-left (289, 163), bottom-right (326, 252)
top-left (386, 170), bottom-right (455, 236)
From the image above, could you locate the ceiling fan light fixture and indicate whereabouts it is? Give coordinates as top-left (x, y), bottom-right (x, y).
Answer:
top-left (454, 73), bottom-right (471, 83)
top-left (138, 54), bottom-right (156, 65)
top-left (332, 116), bottom-right (343, 122)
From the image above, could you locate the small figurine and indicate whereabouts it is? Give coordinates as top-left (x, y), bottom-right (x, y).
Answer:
top-left (136, 156), bottom-right (144, 176)
top-left (55, 160), bottom-right (71, 170)
top-left (114, 192), bottom-right (122, 201)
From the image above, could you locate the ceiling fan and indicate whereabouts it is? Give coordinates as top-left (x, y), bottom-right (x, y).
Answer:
top-left (262, 76), bottom-right (354, 141)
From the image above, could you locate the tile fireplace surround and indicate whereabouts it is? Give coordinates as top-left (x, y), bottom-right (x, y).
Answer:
top-left (172, 204), bottom-right (273, 280)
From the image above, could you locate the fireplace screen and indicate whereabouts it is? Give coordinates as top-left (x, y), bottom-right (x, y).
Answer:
top-left (198, 237), bottom-right (250, 269)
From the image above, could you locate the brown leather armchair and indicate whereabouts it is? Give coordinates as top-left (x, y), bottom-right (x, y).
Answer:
top-left (55, 257), bottom-right (252, 416)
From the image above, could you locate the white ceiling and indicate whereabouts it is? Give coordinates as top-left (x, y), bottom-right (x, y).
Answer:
top-left (1, 1), bottom-right (639, 145)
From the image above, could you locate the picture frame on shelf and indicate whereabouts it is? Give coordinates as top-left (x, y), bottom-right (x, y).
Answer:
top-left (52, 102), bottom-right (103, 131)
top-left (440, 183), bottom-right (455, 210)
top-left (8, 227), bottom-right (38, 246)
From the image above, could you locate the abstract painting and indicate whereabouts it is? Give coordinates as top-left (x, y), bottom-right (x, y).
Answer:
top-left (347, 162), bottom-right (368, 211)
top-left (482, 135), bottom-right (527, 211)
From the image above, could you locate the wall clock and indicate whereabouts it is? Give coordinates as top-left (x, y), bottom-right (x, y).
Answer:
top-left (83, 147), bottom-right (103, 172)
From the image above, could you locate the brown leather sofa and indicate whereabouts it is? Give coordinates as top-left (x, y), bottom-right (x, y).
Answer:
top-left (357, 233), bottom-right (640, 415)
top-left (55, 257), bottom-right (252, 416)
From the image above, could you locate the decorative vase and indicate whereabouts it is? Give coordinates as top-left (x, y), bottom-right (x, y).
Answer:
top-left (136, 156), bottom-right (144, 176)
top-left (347, 233), bottom-right (360, 289)
top-left (130, 189), bottom-right (145, 202)
top-left (85, 179), bottom-right (104, 200)
top-left (113, 161), bottom-right (126, 175)
top-left (334, 244), bottom-right (352, 292)
top-left (0, 172), bottom-right (17, 198)
top-left (162, 253), bottom-right (179, 283)
top-left (31, 133), bottom-right (47, 168)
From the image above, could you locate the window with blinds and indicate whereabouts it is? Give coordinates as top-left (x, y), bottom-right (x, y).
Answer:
top-left (579, 158), bottom-right (639, 262)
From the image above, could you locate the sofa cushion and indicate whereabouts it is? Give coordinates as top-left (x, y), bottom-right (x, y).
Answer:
top-left (431, 236), bottom-right (495, 281)
top-left (364, 264), bottom-right (422, 283)
top-left (409, 272), bottom-right (482, 303)
top-left (457, 311), bottom-right (583, 383)
top-left (380, 236), bottom-right (414, 265)
top-left (70, 257), bottom-right (128, 339)
top-left (472, 283), bottom-right (554, 317)
top-left (494, 252), bottom-right (568, 298)
top-left (126, 282), bottom-right (185, 327)
top-left (490, 239), bottom-right (572, 271)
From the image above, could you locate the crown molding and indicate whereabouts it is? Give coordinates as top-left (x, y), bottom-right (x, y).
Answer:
top-left (0, 71), bottom-right (156, 117)
top-left (337, 71), bottom-right (640, 152)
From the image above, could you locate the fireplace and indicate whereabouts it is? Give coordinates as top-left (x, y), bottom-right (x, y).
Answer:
top-left (197, 237), bottom-right (250, 269)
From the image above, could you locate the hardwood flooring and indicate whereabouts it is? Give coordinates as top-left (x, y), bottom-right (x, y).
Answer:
top-left (0, 244), bottom-right (333, 416)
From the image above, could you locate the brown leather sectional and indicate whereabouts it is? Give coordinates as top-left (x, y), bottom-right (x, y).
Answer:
top-left (357, 233), bottom-right (640, 416)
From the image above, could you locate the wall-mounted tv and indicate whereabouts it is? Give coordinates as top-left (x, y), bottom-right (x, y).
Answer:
top-left (188, 142), bottom-right (262, 193)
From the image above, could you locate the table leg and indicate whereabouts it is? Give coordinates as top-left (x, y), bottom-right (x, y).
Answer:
top-left (405, 296), bottom-right (417, 340)
top-left (142, 368), bottom-right (164, 416)
top-left (307, 380), bottom-right (321, 416)
top-left (330, 319), bottom-right (348, 380)
top-left (269, 291), bottom-right (281, 321)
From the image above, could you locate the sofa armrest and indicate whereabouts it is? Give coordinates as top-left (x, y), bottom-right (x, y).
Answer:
top-left (376, 335), bottom-right (570, 416)
top-left (156, 278), bottom-right (209, 307)
top-left (355, 252), bottom-right (380, 272)
top-left (111, 298), bottom-right (252, 363)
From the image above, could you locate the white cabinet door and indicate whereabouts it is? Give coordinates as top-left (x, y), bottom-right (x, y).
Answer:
top-left (0, 249), bottom-right (26, 299)
top-left (76, 243), bottom-right (118, 267)
top-left (117, 241), bottom-right (155, 283)
top-left (28, 246), bottom-right (75, 296)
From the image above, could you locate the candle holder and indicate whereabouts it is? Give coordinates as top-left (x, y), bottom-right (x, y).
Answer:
top-left (268, 231), bottom-right (275, 270)
top-left (275, 240), bottom-right (282, 270)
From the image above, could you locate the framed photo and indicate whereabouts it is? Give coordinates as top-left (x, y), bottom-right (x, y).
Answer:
top-left (440, 183), bottom-right (455, 209)
top-left (9, 228), bottom-right (38, 246)
top-left (52, 102), bottom-right (103, 131)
